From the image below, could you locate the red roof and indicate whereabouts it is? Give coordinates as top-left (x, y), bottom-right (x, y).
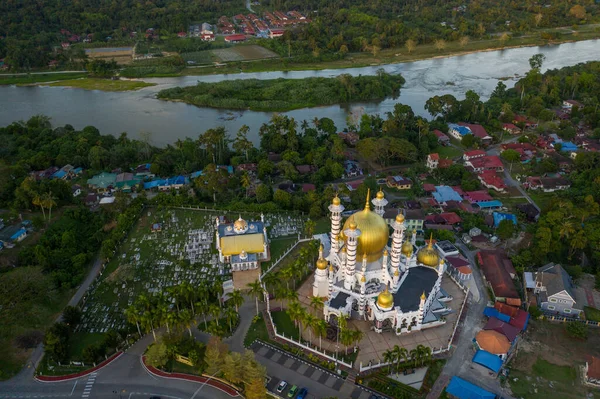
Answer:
top-left (502, 123), bottom-right (519, 130)
top-left (586, 356), bottom-right (600, 380)
top-left (439, 159), bottom-right (453, 168)
top-left (468, 156), bottom-right (503, 171)
top-left (429, 153), bottom-right (440, 161)
top-left (439, 212), bottom-right (461, 225)
top-left (433, 129), bottom-right (448, 139)
top-left (478, 250), bottom-right (519, 300)
top-left (478, 172), bottom-right (506, 190)
top-left (465, 190), bottom-right (493, 203)
top-left (458, 123), bottom-right (490, 139)
top-left (423, 183), bottom-right (436, 192)
top-left (494, 302), bottom-right (519, 318)
top-left (224, 34), bottom-right (247, 41)
top-left (464, 149), bottom-right (486, 158)
top-left (484, 317), bottom-right (520, 342)
top-left (302, 183), bottom-right (316, 192)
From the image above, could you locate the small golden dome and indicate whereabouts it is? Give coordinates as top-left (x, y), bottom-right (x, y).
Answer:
top-left (412, 228), bottom-right (417, 235)
top-left (401, 240), bottom-right (413, 256)
top-left (376, 189), bottom-right (385, 199)
top-left (421, 291), bottom-right (427, 301)
top-left (395, 213), bottom-right (405, 223)
top-left (417, 235), bottom-right (439, 267)
top-left (341, 246), bottom-right (347, 253)
top-left (332, 195), bottom-right (341, 206)
top-left (377, 285), bottom-right (394, 309)
top-left (394, 269), bottom-right (399, 276)
top-left (362, 253), bottom-right (368, 260)
top-left (319, 243), bottom-right (324, 251)
top-left (349, 219), bottom-right (358, 230)
top-left (360, 275), bottom-right (366, 282)
top-left (233, 216), bottom-right (248, 232)
top-left (316, 257), bottom-right (328, 270)
top-left (383, 248), bottom-right (389, 256)
top-left (329, 264), bottom-right (334, 272)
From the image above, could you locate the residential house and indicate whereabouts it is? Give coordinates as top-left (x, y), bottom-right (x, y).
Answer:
top-left (464, 190), bottom-right (493, 204)
top-left (296, 165), bottom-right (313, 175)
top-left (431, 186), bottom-right (463, 205)
top-left (386, 175), bottom-right (412, 190)
top-left (87, 172), bottom-right (117, 193)
top-left (115, 172), bottom-right (143, 192)
top-left (0, 225), bottom-right (28, 244)
top-left (458, 122), bottom-right (492, 144)
top-left (465, 156), bottom-right (504, 173)
top-left (513, 115), bottom-right (538, 129)
top-left (494, 302), bottom-right (529, 331)
top-left (562, 99), bottom-right (583, 111)
top-left (463, 150), bottom-right (486, 161)
top-left (72, 184), bottom-right (82, 197)
top-left (525, 176), bottom-right (571, 192)
top-left (478, 171), bottom-right (507, 193)
top-left (301, 183), bottom-right (316, 192)
top-left (435, 240), bottom-right (459, 257)
top-left (422, 183), bottom-right (436, 194)
top-left (201, 22), bottom-right (213, 34)
top-left (424, 212), bottom-right (461, 228)
top-left (269, 29), bottom-right (285, 38)
top-left (584, 356), bottom-right (600, 387)
top-left (84, 193), bottom-right (99, 207)
top-left (448, 123), bottom-right (472, 140)
top-left (483, 317), bottom-right (520, 343)
top-left (534, 263), bottom-right (583, 317)
top-left (502, 123), bottom-right (521, 135)
top-left (404, 208), bottom-right (425, 233)
top-left (224, 34), bottom-right (247, 43)
top-left (475, 330), bottom-right (511, 359)
top-left (427, 153), bottom-right (439, 169)
top-left (433, 129), bottom-right (450, 146)
top-left (236, 163), bottom-right (258, 173)
top-left (446, 255), bottom-right (472, 280)
top-left (439, 158), bottom-right (453, 168)
top-left (478, 250), bottom-right (520, 305)
top-left (492, 212), bottom-right (517, 228)
top-left (345, 180), bottom-right (363, 191)
top-left (135, 163), bottom-right (153, 177)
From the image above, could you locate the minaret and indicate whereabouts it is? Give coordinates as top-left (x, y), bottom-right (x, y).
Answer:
top-left (390, 213), bottom-right (405, 277)
top-left (328, 264), bottom-right (334, 298)
top-left (343, 218), bottom-right (360, 290)
top-left (382, 249), bottom-right (389, 284)
top-left (371, 188), bottom-right (388, 217)
top-left (328, 195), bottom-right (344, 254)
top-left (313, 244), bottom-right (329, 297)
top-left (359, 257), bottom-right (367, 316)
top-left (411, 229), bottom-right (417, 245)
top-left (418, 291), bottom-right (426, 328)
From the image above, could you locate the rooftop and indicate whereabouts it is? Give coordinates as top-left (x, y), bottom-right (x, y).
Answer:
top-left (392, 266), bottom-right (438, 312)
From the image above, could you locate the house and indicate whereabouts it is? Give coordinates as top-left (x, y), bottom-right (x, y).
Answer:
top-left (513, 115), bottom-right (538, 129)
top-left (448, 123), bottom-right (472, 140)
top-left (478, 250), bottom-right (520, 304)
top-left (562, 99), bottom-right (583, 111)
top-left (458, 122), bottom-right (492, 143)
top-left (151, 223), bottom-right (162, 232)
top-left (386, 175), bottom-right (412, 190)
top-left (301, 183), bottom-right (316, 192)
top-left (483, 317), bottom-right (520, 342)
top-left (225, 34), bottom-right (247, 43)
top-left (439, 158), bottom-right (453, 168)
top-left (516, 203), bottom-right (540, 222)
top-left (99, 196), bottom-right (116, 205)
top-left (269, 29), bottom-right (285, 38)
top-left (584, 356), bottom-right (600, 387)
top-left (177, 31), bottom-right (187, 38)
top-left (464, 190), bottom-right (493, 203)
top-left (115, 172), bottom-right (143, 192)
top-left (200, 33), bottom-right (215, 41)
top-left (427, 153), bottom-right (439, 169)
top-left (478, 171), bottom-right (506, 193)
top-left (446, 377), bottom-right (496, 399)
top-left (502, 123), bottom-right (521, 135)
top-left (84, 193), bottom-right (99, 207)
top-left (0, 225), bottom-right (28, 244)
top-left (87, 172), bottom-right (117, 193)
top-left (465, 156), bottom-right (504, 173)
top-left (404, 208), bottom-right (425, 233)
top-left (525, 176), bottom-right (571, 192)
top-left (492, 212), bottom-right (517, 228)
top-left (135, 163), bottom-right (153, 177)
top-left (439, 212), bottom-right (462, 225)
top-left (446, 255), bottom-right (472, 280)
top-left (236, 163), bottom-right (258, 173)
top-left (534, 263), bottom-right (583, 317)
top-left (201, 22), bottom-right (213, 34)
top-left (435, 240), bottom-right (460, 257)
top-left (422, 183), bottom-right (436, 193)
top-left (72, 184), bottom-right (82, 197)
top-left (432, 186), bottom-right (463, 204)
top-left (475, 330), bottom-right (511, 359)
top-left (494, 302), bottom-right (529, 331)
top-left (432, 129), bottom-right (450, 146)
top-left (345, 180), bottom-right (363, 191)
top-left (295, 165), bottom-right (313, 175)
top-left (463, 150), bottom-right (486, 161)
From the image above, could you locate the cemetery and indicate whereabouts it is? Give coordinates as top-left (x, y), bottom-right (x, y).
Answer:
top-left (77, 207), bottom-right (307, 335)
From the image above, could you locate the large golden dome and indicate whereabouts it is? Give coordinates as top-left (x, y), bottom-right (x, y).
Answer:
top-left (417, 235), bottom-right (439, 267)
top-left (377, 285), bottom-right (394, 309)
top-left (339, 190), bottom-right (389, 262)
top-left (233, 216), bottom-right (248, 232)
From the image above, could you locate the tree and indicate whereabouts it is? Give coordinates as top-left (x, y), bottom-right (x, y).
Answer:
top-left (125, 305), bottom-right (143, 337)
top-left (146, 341), bottom-right (169, 368)
top-left (566, 322), bottom-right (588, 339)
top-left (32, 194), bottom-right (46, 221)
top-left (43, 322), bottom-right (70, 363)
top-left (228, 289), bottom-right (244, 313)
top-left (240, 172), bottom-right (251, 198)
top-left (459, 36), bottom-right (470, 47)
top-left (209, 304), bottom-right (221, 326)
top-left (304, 219), bottom-right (316, 238)
top-left (309, 296), bottom-right (325, 316)
top-left (247, 280), bottom-right (263, 316)
top-left (501, 149), bottom-right (521, 172)
top-left (82, 344), bottom-right (101, 365)
top-left (405, 39), bottom-right (416, 54)
top-left (497, 219), bottom-right (516, 240)
top-left (529, 54), bottom-right (546, 71)
top-left (569, 5), bottom-right (587, 19)
top-left (178, 309), bottom-right (194, 337)
top-left (255, 184), bottom-right (271, 203)
top-left (499, 33), bottom-right (510, 46)
top-left (461, 134), bottom-right (475, 148)
top-left (434, 39), bottom-right (446, 52)
top-left (62, 306), bottom-right (81, 329)
top-left (224, 306), bottom-right (238, 332)
top-left (273, 189), bottom-right (292, 209)
top-left (204, 337), bottom-right (227, 375)
top-left (41, 191), bottom-right (57, 221)
top-left (223, 352), bottom-right (243, 384)
top-left (233, 125), bottom-right (254, 161)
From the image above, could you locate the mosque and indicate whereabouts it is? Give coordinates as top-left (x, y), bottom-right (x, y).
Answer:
top-left (312, 190), bottom-right (453, 334)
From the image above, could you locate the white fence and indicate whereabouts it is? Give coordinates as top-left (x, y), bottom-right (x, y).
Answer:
top-left (261, 237), bottom-right (311, 277)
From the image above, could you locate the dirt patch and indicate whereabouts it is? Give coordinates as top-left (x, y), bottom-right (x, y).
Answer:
top-left (86, 48), bottom-right (133, 65)
top-left (211, 45), bottom-right (278, 62)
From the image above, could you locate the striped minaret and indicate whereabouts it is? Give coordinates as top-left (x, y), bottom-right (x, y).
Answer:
top-left (328, 195), bottom-right (344, 254)
top-left (390, 212), bottom-right (406, 277)
top-left (371, 187), bottom-right (388, 217)
top-left (328, 264), bottom-right (334, 297)
top-left (343, 218), bottom-right (361, 291)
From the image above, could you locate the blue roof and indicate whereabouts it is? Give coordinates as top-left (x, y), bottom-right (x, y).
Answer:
top-left (472, 350), bottom-right (503, 373)
top-left (10, 228), bottom-right (26, 240)
top-left (446, 377), bottom-right (496, 399)
top-left (475, 200), bottom-right (503, 209)
top-left (143, 179), bottom-right (166, 189)
top-left (432, 186), bottom-right (463, 203)
top-left (560, 141), bottom-right (577, 152)
top-left (448, 123), bottom-right (472, 136)
top-left (483, 307), bottom-right (511, 323)
top-left (493, 212), bottom-right (517, 228)
top-left (52, 170), bottom-right (67, 179)
top-left (73, 167), bottom-right (83, 174)
top-left (190, 170), bottom-right (203, 179)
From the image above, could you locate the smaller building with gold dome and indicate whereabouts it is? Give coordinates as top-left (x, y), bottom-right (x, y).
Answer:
top-left (313, 190), bottom-right (454, 335)
top-left (216, 214), bottom-right (270, 289)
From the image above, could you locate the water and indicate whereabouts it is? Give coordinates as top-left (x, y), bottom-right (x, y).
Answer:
top-left (1, 40), bottom-right (598, 146)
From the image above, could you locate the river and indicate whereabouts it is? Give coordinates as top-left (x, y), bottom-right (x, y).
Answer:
top-left (1, 39), bottom-right (598, 146)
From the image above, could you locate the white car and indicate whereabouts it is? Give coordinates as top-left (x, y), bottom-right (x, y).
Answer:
top-left (276, 380), bottom-right (288, 393)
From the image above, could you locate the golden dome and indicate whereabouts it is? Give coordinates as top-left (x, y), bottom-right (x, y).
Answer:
top-left (233, 216), bottom-right (248, 232)
top-left (401, 240), bottom-right (413, 256)
top-left (339, 189), bottom-right (389, 262)
top-left (329, 264), bottom-right (334, 272)
top-left (395, 213), bottom-right (405, 223)
top-left (394, 269), bottom-right (399, 276)
top-left (376, 189), bottom-right (385, 199)
top-left (421, 291), bottom-right (427, 301)
top-left (417, 235), bottom-right (439, 267)
top-left (360, 275), bottom-right (366, 282)
top-left (383, 248), bottom-right (389, 256)
top-left (332, 195), bottom-right (341, 206)
top-left (377, 285), bottom-right (394, 309)
top-left (316, 257), bottom-right (328, 270)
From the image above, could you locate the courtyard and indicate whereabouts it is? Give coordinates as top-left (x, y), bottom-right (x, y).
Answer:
top-left (293, 272), bottom-right (467, 368)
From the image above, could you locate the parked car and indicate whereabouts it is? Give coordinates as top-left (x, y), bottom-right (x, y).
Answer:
top-left (288, 385), bottom-right (298, 397)
top-left (297, 388), bottom-right (308, 399)
top-left (276, 380), bottom-right (288, 393)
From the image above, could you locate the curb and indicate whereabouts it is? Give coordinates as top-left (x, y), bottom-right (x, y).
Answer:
top-left (35, 351), bottom-right (123, 383)
top-left (140, 356), bottom-right (241, 397)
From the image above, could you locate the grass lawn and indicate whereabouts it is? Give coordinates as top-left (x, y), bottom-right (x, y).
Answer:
top-left (527, 192), bottom-right (556, 211)
top-left (314, 217), bottom-right (330, 234)
top-left (244, 314), bottom-right (270, 347)
top-left (261, 236), bottom-right (300, 271)
top-left (510, 357), bottom-right (579, 399)
top-left (434, 146), bottom-right (463, 159)
top-left (0, 72), bottom-right (87, 85)
top-left (271, 311), bottom-right (299, 340)
top-left (68, 332), bottom-right (107, 361)
top-left (45, 78), bottom-right (156, 91)
top-left (584, 306), bottom-right (600, 322)
top-left (37, 356), bottom-right (88, 377)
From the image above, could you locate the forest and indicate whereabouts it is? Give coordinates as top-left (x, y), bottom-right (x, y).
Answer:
top-left (156, 71), bottom-right (405, 111)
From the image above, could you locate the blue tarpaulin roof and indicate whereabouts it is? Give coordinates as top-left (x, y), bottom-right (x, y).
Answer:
top-left (475, 200), bottom-right (503, 209)
top-left (493, 212), bottom-right (517, 228)
top-left (52, 170), bottom-right (67, 179)
top-left (472, 350), bottom-right (503, 373)
top-left (10, 228), bottom-right (26, 241)
top-left (446, 377), bottom-right (496, 399)
top-left (432, 186), bottom-right (463, 203)
top-left (190, 170), bottom-right (203, 179)
top-left (483, 307), bottom-right (511, 323)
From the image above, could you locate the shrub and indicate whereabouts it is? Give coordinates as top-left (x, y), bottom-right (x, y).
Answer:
top-left (565, 322), bottom-right (588, 339)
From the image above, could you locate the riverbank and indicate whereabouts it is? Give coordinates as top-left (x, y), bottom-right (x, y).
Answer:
top-left (157, 72), bottom-right (404, 112)
top-left (43, 78), bottom-right (156, 91)
top-left (0, 72), bottom-right (87, 86)
top-left (178, 25), bottom-right (600, 76)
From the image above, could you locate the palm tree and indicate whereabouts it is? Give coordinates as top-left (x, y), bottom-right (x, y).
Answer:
top-left (409, 347), bottom-right (419, 367)
top-left (303, 219), bottom-right (316, 238)
top-left (417, 344), bottom-right (432, 366)
top-left (41, 191), bottom-right (57, 221)
top-left (241, 172), bottom-right (252, 198)
top-left (280, 267), bottom-right (294, 290)
top-left (124, 305), bottom-right (142, 337)
top-left (179, 309), bottom-right (194, 337)
top-left (209, 304), bottom-right (221, 326)
top-left (225, 306), bottom-right (237, 332)
top-left (383, 349), bottom-right (396, 370)
top-left (228, 289), bottom-right (244, 313)
top-left (212, 280), bottom-right (224, 308)
top-left (262, 273), bottom-right (278, 296)
top-left (286, 301), bottom-right (305, 339)
top-left (303, 313), bottom-right (317, 344)
top-left (141, 312), bottom-right (157, 342)
top-left (309, 296), bottom-right (325, 317)
top-left (32, 194), bottom-right (46, 221)
top-left (247, 280), bottom-right (263, 316)
top-left (167, 286), bottom-right (183, 313)
top-left (314, 319), bottom-right (327, 350)
top-left (274, 284), bottom-right (288, 309)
